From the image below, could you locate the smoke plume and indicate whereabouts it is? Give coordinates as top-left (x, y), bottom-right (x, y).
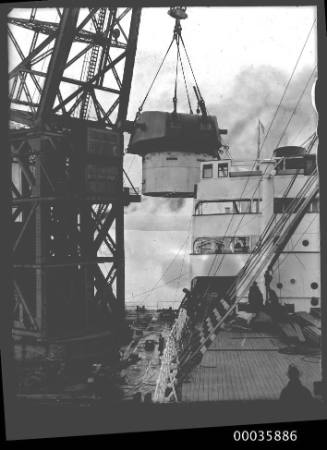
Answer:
top-left (207, 65), bottom-right (317, 158)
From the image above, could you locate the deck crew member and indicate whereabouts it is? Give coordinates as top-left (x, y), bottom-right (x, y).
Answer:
top-left (158, 334), bottom-right (165, 356)
top-left (264, 268), bottom-right (273, 302)
top-left (280, 364), bottom-right (313, 404)
top-left (248, 281), bottom-right (264, 312)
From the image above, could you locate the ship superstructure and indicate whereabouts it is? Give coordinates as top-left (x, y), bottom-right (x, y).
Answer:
top-left (190, 146), bottom-right (319, 312)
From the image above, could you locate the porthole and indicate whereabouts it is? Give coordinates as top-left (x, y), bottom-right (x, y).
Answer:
top-left (311, 297), bottom-right (319, 306)
top-left (311, 282), bottom-right (318, 290)
top-left (277, 282), bottom-right (283, 289)
top-left (302, 239), bottom-right (309, 247)
top-left (290, 278), bottom-right (296, 284)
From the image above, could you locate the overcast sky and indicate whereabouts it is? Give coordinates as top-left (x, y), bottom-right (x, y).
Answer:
top-left (122, 6), bottom-right (317, 308)
top-left (9, 6), bottom-right (317, 309)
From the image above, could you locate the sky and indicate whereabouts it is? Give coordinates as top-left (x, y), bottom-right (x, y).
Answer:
top-left (9, 6), bottom-right (318, 309)
top-left (121, 6), bottom-right (317, 308)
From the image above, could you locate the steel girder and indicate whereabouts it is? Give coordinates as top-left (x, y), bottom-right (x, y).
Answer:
top-left (9, 7), bottom-right (141, 338)
top-left (11, 129), bottom-right (130, 337)
top-left (9, 7), bottom-right (141, 129)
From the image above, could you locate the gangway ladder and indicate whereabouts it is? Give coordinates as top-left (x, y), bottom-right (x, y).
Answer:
top-left (178, 168), bottom-right (319, 377)
top-left (153, 307), bottom-right (188, 402)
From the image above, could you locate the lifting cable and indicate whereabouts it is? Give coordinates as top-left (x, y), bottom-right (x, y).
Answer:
top-left (178, 43), bottom-right (193, 114)
top-left (137, 36), bottom-right (175, 117)
top-left (136, 10), bottom-right (206, 119)
top-left (179, 34), bottom-right (206, 115)
top-left (173, 28), bottom-right (180, 113)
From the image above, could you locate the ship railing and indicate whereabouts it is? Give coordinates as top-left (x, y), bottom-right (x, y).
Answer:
top-left (175, 169), bottom-right (319, 379)
top-left (153, 307), bottom-right (189, 402)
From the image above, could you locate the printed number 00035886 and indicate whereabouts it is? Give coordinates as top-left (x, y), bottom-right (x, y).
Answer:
top-left (233, 430), bottom-right (298, 442)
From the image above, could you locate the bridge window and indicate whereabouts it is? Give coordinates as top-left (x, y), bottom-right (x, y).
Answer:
top-left (218, 163), bottom-right (229, 177)
top-left (307, 197), bottom-right (319, 213)
top-left (202, 164), bottom-right (213, 179)
top-left (193, 236), bottom-right (252, 254)
top-left (195, 199), bottom-right (261, 215)
top-left (234, 200), bottom-right (251, 213)
top-left (274, 197), bottom-right (319, 214)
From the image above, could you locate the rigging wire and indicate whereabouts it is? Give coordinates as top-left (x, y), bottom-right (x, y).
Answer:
top-left (178, 43), bottom-right (193, 114)
top-left (275, 66), bottom-right (317, 149)
top-left (125, 272), bottom-right (189, 302)
top-left (179, 34), bottom-right (204, 107)
top-left (129, 220), bottom-right (192, 304)
top-left (258, 18), bottom-right (316, 156)
top-left (173, 232), bottom-right (190, 303)
top-left (137, 36), bottom-right (175, 115)
top-left (277, 214), bottom-right (318, 270)
top-left (173, 32), bottom-right (180, 113)
top-left (201, 24), bottom-right (318, 282)
top-left (195, 124), bottom-right (317, 303)
top-left (177, 169), bottom-right (319, 367)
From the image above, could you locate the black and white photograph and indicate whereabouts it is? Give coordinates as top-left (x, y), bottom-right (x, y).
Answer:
top-left (1, 0), bottom-right (327, 441)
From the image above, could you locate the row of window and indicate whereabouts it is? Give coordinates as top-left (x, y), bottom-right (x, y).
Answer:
top-left (195, 200), bottom-right (261, 215)
top-left (203, 163), bottom-right (229, 179)
top-left (202, 157), bottom-right (316, 180)
top-left (274, 197), bottom-right (319, 213)
top-left (194, 198), bottom-right (319, 216)
top-left (193, 236), bottom-right (257, 255)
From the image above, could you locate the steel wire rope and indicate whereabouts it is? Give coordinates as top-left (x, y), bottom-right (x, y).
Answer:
top-left (173, 33), bottom-right (179, 113)
top-left (126, 34), bottom-right (182, 175)
top-left (275, 66), bottom-right (317, 149)
top-left (125, 220), bottom-right (192, 304)
top-left (234, 130), bottom-right (318, 249)
top-left (124, 273), bottom-right (190, 302)
top-left (125, 26), bottom-right (196, 176)
top-left (257, 18), bottom-right (316, 158)
top-left (179, 34), bottom-right (205, 106)
top-left (177, 42), bottom-right (193, 114)
top-left (276, 210), bottom-right (318, 271)
top-left (137, 36), bottom-right (175, 116)
top-left (178, 170), bottom-right (319, 370)
top-left (178, 133), bottom-right (317, 368)
top-left (158, 18), bottom-right (318, 389)
top-left (177, 164), bottom-right (318, 354)
top-left (204, 63), bottom-right (318, 282)
top-left (214, 171), bottom-right (319, 307)
top-left (173, 230), bottom-right (190, 304)
top-left (139, 219), bottom-right (192, 305)
top-left (206, 19), bottom-right (317, 279)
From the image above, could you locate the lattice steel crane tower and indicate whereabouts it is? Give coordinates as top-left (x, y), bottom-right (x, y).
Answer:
top-left (9, 7), bottom-right (141, 340)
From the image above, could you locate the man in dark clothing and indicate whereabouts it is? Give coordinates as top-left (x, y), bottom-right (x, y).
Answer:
top-left (267, 288), bottom-right (286, 321)
top-left (180, 288), bottom-right (191, 311)
top-left (180, 287), bottom-right (199, 323)
top-left (158, 334), bottom-right (165, 357)
top-left (268, 288), bottom-right (280, 306)
top-left (280, 364), bottom-right (313, 404)
top-left (264, 269), bottom-right (273, 303)
top-left (248, 281), bottom-right (264, 312)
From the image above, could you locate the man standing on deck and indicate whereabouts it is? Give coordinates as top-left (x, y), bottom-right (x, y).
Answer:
top-left (158, 334), bottom-right (165, 357)
top-left (264, 268), bottom-right (273, 303)
top-left (248, 281), bottom-right (264, 312)
top-left (280, 364), bottom-right (313, 404)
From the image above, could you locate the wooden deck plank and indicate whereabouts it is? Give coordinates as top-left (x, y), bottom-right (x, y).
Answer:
top-left (180, 328), bottom-right (321, 402)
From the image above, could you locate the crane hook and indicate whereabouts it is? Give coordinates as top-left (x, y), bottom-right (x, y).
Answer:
top-left (168, 6), bottom-right (188, 21)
